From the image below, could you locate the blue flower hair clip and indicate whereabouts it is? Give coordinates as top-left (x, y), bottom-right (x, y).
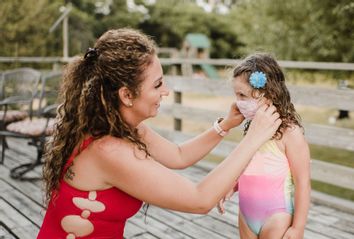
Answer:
top-left (249, 71), bottom-right (267, 89)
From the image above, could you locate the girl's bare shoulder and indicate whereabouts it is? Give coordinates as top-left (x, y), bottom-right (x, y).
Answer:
top-left (282, 124), bottom-right (307, 145)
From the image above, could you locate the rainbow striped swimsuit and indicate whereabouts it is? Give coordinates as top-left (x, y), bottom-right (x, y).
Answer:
top-left (238, 140), bottom-right (294, 235)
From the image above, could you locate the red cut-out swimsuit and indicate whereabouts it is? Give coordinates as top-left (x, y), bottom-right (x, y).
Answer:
top-left (37, 137), bottom-right (142, 239)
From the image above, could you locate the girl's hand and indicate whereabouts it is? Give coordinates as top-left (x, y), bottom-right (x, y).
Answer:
top-left (216, 182), bottom-right (238, 214)
top-left (219, 102), bottom-right (245, 131)
top-left (282, 226), bottom-right (304, 239)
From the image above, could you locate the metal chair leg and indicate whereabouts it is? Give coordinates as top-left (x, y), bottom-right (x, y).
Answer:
top-left (10, 162), bottom-right (41, 180)
top-left (10, 139), bottom-right (44, 181)
top-left (1, 136), bottom-right (6, 164)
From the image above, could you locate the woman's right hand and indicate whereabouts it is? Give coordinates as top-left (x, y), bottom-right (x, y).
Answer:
top-left (219, 102), bottom-right (245, 131)
top-left (246, 100), bottom-right (281, 145)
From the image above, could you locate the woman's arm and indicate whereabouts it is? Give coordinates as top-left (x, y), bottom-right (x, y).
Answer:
top-left (283, 126), bottom-right (311, 239)
top-left (138, 102), bottom-right (244, 169)
top-left (99, 104), bottom-right (281, 214)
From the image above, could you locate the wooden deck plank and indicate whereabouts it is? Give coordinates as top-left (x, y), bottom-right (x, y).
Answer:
top-left (128, 212), bottom-right (194, 239)
top-left (0, 179), bottom-right (43, 227)
top-left (124, 221), bottom-right (147, 239)
top-left (0, 198), bottom-right (38, 239)
top-left (1, 138), bottom-right (354, 239)
top-left (129, 232), bottom-right (160, 239)
top-left (0, 224), bottom-right (17, 239)
top-left (144, 207), bottom-right (227, 239)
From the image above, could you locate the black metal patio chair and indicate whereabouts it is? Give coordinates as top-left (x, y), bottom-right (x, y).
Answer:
top-left (0, 71), bottom-right (61, 180)
top-left (0, 68), bottom-right (42, 164)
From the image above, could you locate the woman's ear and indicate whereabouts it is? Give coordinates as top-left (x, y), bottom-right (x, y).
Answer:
top-left (118, 86), bottom-right (133, 107)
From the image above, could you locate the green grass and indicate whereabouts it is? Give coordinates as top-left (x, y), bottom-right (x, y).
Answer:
top-left (310, 144), bottom-right (354, 168)
top-left (285, 69), bottom-right (354, 87)
top-left (311, 180), bottom-right (354, 201)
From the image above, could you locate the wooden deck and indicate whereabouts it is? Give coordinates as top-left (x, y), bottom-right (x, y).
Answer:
top-left (1, 138), bottom-right (354, 239)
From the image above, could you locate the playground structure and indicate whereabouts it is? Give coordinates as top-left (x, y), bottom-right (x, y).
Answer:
top-left (159, 33), bottom-right (221, 79)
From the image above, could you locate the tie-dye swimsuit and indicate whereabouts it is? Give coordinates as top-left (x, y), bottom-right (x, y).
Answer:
top-left (238, 140), bottom-right (294, 235)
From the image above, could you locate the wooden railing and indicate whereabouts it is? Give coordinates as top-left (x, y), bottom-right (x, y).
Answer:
top-left (1, 56), bottom-right (354, 71)
top-left (155, 75), bottom-right (354, 193)
top-left (1, 57), bottom-right (353, 193)
top-left (159, 58), bottom-right (354, 71)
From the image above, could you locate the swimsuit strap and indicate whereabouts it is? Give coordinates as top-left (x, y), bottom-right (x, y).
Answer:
top-left (61, 136), bottom-right (95, 178)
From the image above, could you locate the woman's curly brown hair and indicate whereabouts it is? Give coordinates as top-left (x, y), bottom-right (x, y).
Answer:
top-left (42, 28), bottom-right (156, 205)
top-left (233, 53), bottom-right (303, 139)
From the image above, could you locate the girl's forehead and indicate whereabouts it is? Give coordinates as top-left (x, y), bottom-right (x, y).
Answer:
top-left (234, 73), bottom-right (250, 82)
top-left (233, 76), bottom-right (251, 89)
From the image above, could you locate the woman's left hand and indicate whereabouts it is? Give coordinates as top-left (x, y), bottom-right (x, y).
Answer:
top-left (282, 226), bottom-right (304, 239)
top-left (219, 102), bottom-right (245, 131)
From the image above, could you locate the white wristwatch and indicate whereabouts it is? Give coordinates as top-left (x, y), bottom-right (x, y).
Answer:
top-left (213, 117), bottom-right (229, 137)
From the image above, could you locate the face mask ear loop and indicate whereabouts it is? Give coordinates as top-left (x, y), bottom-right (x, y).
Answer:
top-left (257, 92), bottom-right (265, 99)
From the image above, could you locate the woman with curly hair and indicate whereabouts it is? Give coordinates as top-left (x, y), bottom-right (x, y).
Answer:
top-left (218, 53), bottom-right (311, 239)
top-left (37, 29), bottom-right (281, 239)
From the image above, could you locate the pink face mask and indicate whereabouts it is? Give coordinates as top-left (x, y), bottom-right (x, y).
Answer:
top-left (236, 98), bottom-right (259, 120)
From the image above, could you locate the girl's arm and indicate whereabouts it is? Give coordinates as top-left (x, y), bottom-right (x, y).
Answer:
top-left (98, 105), bottom-right (281, 213)
top-left (137, 102), bottom-right (245, 169)
top-left (283, 126), bottom-right (311, 238)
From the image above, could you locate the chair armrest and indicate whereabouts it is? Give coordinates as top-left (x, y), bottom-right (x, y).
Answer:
top-left (41, 104), bottom-right (58, 118)
top-left (0, 96), bottom-right (32, 106)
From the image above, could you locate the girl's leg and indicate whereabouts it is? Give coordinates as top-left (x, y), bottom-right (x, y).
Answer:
top-left (259, 213), bottom-right (292, 239)
top-left (239, 212), bottom-right (258, 239)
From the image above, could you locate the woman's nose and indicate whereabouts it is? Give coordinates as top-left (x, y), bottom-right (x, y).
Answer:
top-left (162, 84), bottom-right (170, 96)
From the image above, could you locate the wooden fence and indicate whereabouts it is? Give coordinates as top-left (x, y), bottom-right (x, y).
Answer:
top-left (1, 56), bottom-right (354, 71)
top-left (154, 65), bottom-right (354, 195)
top-left (1, 57), bottom-right (354, 194)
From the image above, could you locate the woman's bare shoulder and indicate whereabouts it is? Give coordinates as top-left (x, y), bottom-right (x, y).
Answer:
top-left (94, 135), bottom-right (125, 152)
top-left (93, 135), bottom-right (147, 162)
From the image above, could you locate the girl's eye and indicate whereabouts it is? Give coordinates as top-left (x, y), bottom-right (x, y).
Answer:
top-left (236, 92), bottom-right (245, 98)
top-left (155, 81), bottom-right (163, 88)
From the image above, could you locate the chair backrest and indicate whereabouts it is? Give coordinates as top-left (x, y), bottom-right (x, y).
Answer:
top-left (37, 71), bottom-right (62, 115)
top-left (1, 68), bottom-right (41, 103)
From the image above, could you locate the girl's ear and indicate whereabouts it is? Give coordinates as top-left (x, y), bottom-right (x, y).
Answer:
top-left (118, 86), bottom-right (134, 107)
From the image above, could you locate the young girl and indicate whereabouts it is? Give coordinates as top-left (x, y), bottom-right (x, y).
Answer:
top-left (218, 53), bottom-right (311, 239)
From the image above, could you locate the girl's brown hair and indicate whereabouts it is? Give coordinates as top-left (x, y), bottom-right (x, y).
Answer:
top-left (42, 28), bottom-right (156, 205)
top-left (233, 52), bottom-right (303, 139)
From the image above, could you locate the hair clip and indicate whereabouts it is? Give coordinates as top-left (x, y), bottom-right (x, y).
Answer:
top-left (249, 71), bottom-right (267, 89)
top-left (84, 47), bottom-right (99, 60)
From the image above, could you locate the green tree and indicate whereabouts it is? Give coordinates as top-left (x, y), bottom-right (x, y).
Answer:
top-left (230, 0), bottom-right (354, 62)
top-left (92, 0), bottom-right (144, 38)
top-left (0, 0), bottom-right (98, 57)
top-left (0, 0), bottom-right (63, 56)
top-left (138, 0), bottom-right (243, 58)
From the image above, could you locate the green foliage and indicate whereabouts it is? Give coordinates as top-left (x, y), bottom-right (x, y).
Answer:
top-left (0, 0), bottom-right (98, 57)
top-left (0, 0), bottom-right (63, 56)
top-left (0, 0), bottom-right (352, 62)
top-left (230, 0), bottom-right (354, 62)
top-left (92, 0), bottom-right (144, 38)
top-left (139, 0), bottom-right (202, 49)
top-left (138, 0), bottom-right (242, 58)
